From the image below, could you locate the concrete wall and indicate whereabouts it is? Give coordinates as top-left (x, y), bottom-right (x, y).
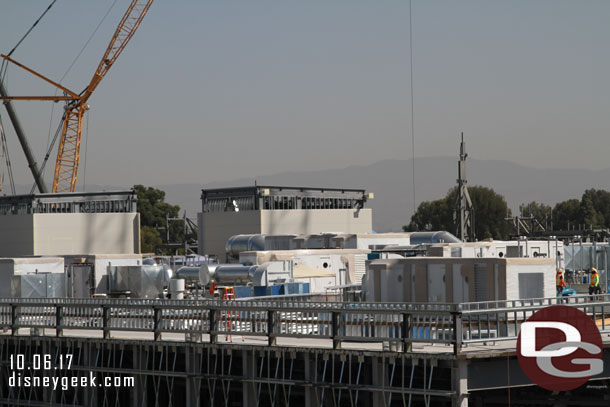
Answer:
top-left (260, 209), bottom-right (372, 236)
top-left (505, 258), bottom-right (556, 300)
top-left (339, 233), bottom-right (411, 250)
top-left (199, 208), bottom-right (372, 260)
top-left (198, 211), bottom-right (262, 261)
top-left (33, 213), bottom-right (140, 256)
top-left (0, 213), bottom-right (139, 257)
top-left (0, 215), bottom-right (34, 257)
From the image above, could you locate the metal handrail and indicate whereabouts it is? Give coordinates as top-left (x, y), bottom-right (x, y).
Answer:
top-left (1, 295), bottom-right (608, 355)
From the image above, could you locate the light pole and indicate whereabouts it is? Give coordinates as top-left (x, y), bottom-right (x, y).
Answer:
top-left (574, 235), bottom-right (582, 283)
top-left (549, 235), bottom-right (557, 269)
top-left (578, 236), bottom-right (585, 270)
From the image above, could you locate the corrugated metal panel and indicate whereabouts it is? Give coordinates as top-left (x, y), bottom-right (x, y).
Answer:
top-left (353, 254), bottom-right (367, 283)
top-left (474, 263), bottom-right (487, 302)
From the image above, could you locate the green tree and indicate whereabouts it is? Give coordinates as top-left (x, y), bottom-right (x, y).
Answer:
top-left (141, 226), bottom-right (163, 253)
top-left (404, 198), bottom-right (452, 232)
top-left (580, 189), bottom-right (610, 228)
top-left (404, 186), bottom-right (512, 240)
top-left (552, 199), bottom-right (580, 230)
top-left (134, 185), bottom-right (182, 253)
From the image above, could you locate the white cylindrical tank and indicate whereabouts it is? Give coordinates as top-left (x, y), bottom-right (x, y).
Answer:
top-left (169, 278), bottom-right (185, 300)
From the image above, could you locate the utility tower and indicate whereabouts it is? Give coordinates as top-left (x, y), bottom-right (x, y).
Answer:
top-left (454, 132), bottom-right (475, 241)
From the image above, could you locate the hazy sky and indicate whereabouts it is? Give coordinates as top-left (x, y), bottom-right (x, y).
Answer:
top-left (1, 0), bottom-right (609, 191)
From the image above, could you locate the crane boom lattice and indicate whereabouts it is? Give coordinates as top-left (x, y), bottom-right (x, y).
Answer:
top-left (0, 0), bottom-right (154, 193)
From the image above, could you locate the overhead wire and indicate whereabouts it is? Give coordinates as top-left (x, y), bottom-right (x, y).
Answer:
top-left (57, 0), bottom-right (120, 86)
top-left (409, 0), bottom-right (417, 215)
top-left (30, 115), bottom-right (64, 194)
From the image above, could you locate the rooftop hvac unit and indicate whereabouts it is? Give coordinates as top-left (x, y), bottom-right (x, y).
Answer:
top-left (107, 265), bottom-right (166, 299)
top-left (11, 274), bottom-right (65, 298)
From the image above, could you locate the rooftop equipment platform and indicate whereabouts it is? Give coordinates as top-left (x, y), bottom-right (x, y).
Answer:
top-left (198, 185), bottom-right (374, 260)
top-left (0, 190), bottom-right (136, 215)
top-left (0, 190), bottom-right (140, 256)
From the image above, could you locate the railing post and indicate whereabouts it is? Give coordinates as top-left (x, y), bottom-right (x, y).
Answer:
top-left (153, 306), bottom-right (161, 341)
top-left (209, 307), bottom-right (217, 344)
top-left (55, 305), bottom-right (63, 337)
top-left (268, 310), bottom-right (276, 346)
top-left (10, 304), bottom-right (17, 336)
top-left (103, 305), bottom-right (110, 340)
top-left (332, 311), bottom-right (341, 349)
top-left (402, 313), bottom-right (412, 352)
top-left (453, 311), bottom-right (463, 356)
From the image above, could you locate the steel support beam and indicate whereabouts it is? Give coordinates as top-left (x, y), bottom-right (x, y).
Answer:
top-left (0, 79), bottom-right (47, 193)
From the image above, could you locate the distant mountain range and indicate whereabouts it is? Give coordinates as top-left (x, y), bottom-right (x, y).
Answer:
top-left (156, 157), bottom-right (610, 232)
top-left (12, 157), bottom-right (610, 232)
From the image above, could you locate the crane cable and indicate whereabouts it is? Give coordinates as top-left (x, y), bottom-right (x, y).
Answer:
top-left (29, 115), bottom-right (64, 194)
top-left (81, 110), bottom-right (89, 192)
top-left (0, 0), bottom-right (57, 194)
top-left (45, 0), bottom-right (119, 179)
top-left (6, 0), bottom-right (58, 58)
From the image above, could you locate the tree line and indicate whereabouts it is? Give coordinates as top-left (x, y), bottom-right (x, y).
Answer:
top-left (403, 187), bottom-right (610, 240)
top-left (133, 184), bottom-right (182, 253)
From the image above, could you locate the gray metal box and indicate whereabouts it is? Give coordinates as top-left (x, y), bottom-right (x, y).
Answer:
top-left (108, 265), bottom-right (165, 299)
top-left (108, 266), bottom-right (131, 293)
top-left (11, 274), bottom-right (65, 298)
top-left (506, 246), bottom-right (523, 258)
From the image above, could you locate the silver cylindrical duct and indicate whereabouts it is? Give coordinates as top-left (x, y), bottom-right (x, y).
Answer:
top-left (225, 234), bottom-right (265, 258)
top-left (409, 231), bottom-right (462, 245)
top-left (200, 264), bottom-right (259, 286)
top-left (175, 266), bottom-right (211, 286)
top-left (162, 264), bottom-right (173, 284)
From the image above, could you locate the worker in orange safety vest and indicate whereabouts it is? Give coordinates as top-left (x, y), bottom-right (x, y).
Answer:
top-left (556, 269), bottom-right (567, 295)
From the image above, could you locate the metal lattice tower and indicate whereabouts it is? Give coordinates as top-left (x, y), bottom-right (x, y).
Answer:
top-left (454, 132), bottom-right (475, 242)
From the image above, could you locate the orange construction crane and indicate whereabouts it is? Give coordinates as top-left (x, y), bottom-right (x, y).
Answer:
top-left (0, 0), bottom-right (154, 192)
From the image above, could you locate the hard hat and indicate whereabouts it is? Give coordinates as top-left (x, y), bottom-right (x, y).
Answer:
top-left (556, 269), bottom-right (563, 273)
top-left (592, 267), bottom-right (598, 273)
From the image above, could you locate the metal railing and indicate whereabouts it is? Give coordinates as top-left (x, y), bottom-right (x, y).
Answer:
top-left (457, 293), bottom-right (610, 346)
top-left (1, 295), bottom-right (609, 355)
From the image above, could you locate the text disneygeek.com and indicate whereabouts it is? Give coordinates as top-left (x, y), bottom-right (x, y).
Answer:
top-left (8, 354), bottom-right (134, 391)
